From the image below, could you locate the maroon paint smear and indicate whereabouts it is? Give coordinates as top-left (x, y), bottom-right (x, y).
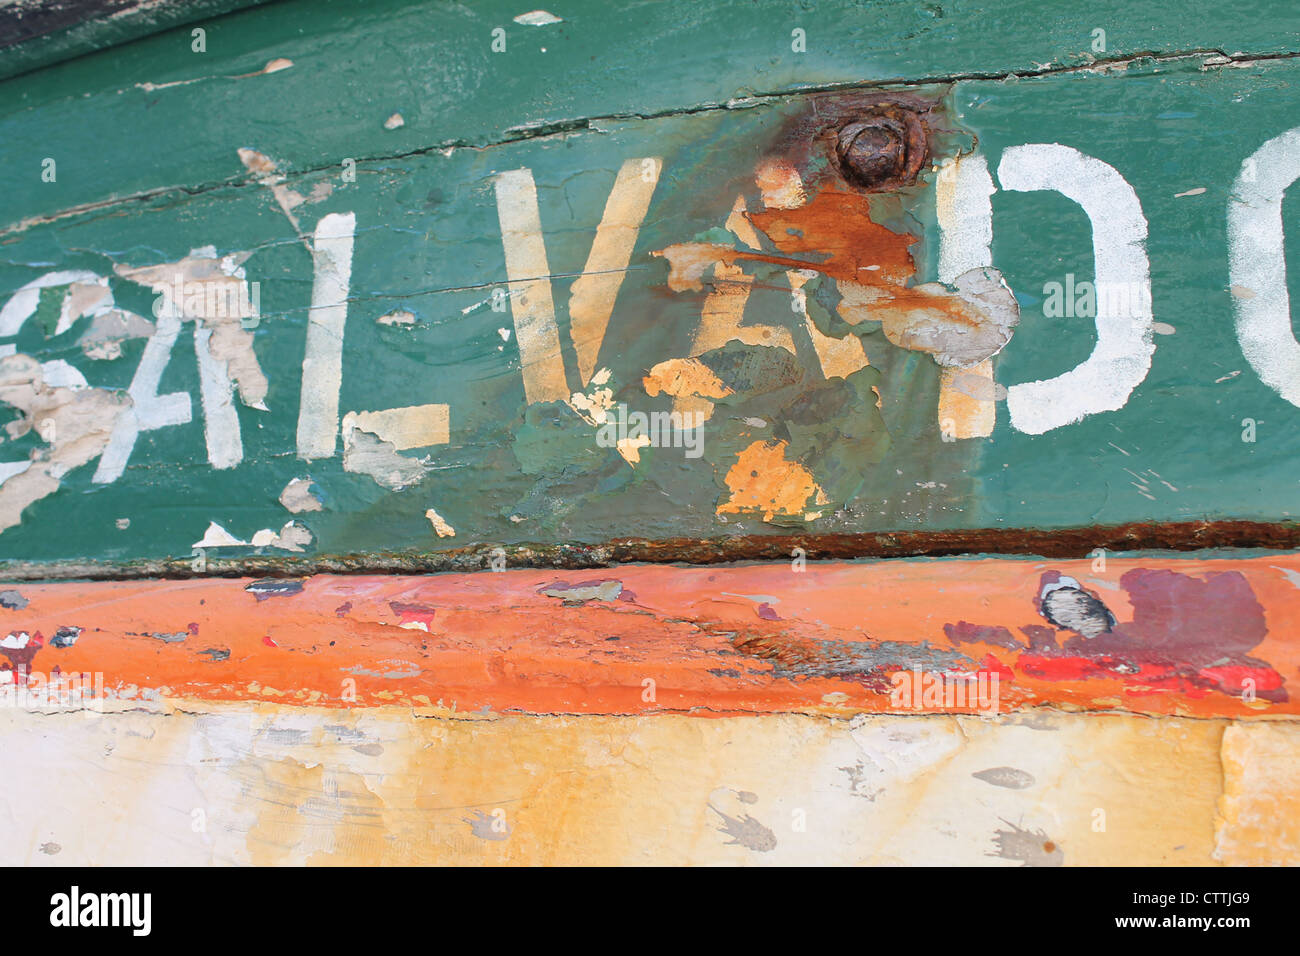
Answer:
top-left (947, 569), bottom-right (1286, 702)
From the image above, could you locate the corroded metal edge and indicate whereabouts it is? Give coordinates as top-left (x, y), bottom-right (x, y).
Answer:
top-left (0, 519), bottom-right (1297, 581)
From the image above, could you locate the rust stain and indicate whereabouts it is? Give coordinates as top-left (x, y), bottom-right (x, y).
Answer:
top-left (745, 188), bottom-right (915, 284)
top-left (6, 520), bottom-right (1300, 581)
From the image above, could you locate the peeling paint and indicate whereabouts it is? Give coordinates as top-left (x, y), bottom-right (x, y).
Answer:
top-left (116, 248), bottom-right (267, 409)
top-left (0, 354), bottom-right (130, 532)
top-left (250, 521), bottom-right (314, 552)
top-left (424, 507), bottom-right (455, 538)
top-left (342, 423), bottom-right (432, 491)
top-left (279, 477), bottom-right (322, 514)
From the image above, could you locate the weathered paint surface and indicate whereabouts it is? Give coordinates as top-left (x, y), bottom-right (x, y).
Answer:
top-left (3, 0), bottom-right (1300, 868)
top-left (1, 3), bottom-right (1300, 565)
top-left (2, 705), bottom-right (1295, 866)
top-left (3, 554), bottom-right (1299, 718)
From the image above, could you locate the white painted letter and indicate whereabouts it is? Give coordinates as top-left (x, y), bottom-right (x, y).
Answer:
top-left (1227, 127), bottom-right (1300, 407)
top-left (997, 144), bottom-right (1154, 434)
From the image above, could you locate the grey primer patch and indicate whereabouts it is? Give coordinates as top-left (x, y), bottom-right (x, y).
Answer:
top-left (1039, 576), bottom-right (1115, 638)
top-left (839, 761), bottom-right (882, 801)
top-left (464, 809), bottom-right (510, 841)
top-left (710, 806), bottom-right (777, 852)
top-left (262, 727), bottom-right (309, 745)
top-left (198, 647), bottom-right (231, 662)
top-left (1000, 711), bottom-right (1061, 731)
top-left (245, 578), bottom-right (305, 601)
top-left (539, 579), bottom-right (622, 604)
top-left (150, 631), bottom-right (188, 643)
top-left (325, 724), bottom-right (368, 742)
top-left (352, 742), bottom-right (384, 756)
top-left (39, 842), bottom-right (60, 855)
top-left (0, 589), bottom-right (28, 610)
top-left (988, 820), bottom-right (1063, 867)
top-left (50, 626), bottom-right (82, 648)
top-left (972, 767), bottom-right (1036, 790)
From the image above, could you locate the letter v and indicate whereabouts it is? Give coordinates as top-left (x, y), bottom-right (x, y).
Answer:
top-left (494, 159), bottom-right (661, 402)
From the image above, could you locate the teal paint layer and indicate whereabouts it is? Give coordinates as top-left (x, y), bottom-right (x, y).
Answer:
top-left (0, 2), bottom-right (1297, 564)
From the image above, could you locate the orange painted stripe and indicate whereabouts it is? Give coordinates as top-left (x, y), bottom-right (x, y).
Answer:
top-left (0, 554), bottom-right (1297, 717)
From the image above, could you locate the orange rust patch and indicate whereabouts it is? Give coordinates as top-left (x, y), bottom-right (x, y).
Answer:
top-left (717, 439), bottom-right (827, 520)
top-left (746, 188), bottom-right (916, 285)
top-left (655, 186), bottom-right (1010, 372)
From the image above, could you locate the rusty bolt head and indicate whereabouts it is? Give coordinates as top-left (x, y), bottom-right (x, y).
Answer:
top-left (833, 107), bottom-right (928, 191)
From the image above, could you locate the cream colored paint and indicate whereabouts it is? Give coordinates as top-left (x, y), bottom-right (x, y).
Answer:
top-left (1, 704), bottom-right (1286, 866)
top-left (496, 162), bottom-right (661, 401)
top-left (569, 157), bottom-right (662, 385)
top-left (936, 154), bottom-right (997, 438)
top-left (341, 404), bottom-right (450, 451)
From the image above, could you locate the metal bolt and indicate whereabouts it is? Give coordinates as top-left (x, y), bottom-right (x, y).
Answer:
top-left (833, 106), bottom-right (927, 190)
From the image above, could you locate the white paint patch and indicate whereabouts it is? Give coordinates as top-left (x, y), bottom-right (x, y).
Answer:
top-left (936, 154), bottom-right (995, 283)
top-left (0, 270), bottom-right (114, 337)
top-left (998, 144), bottom-right (1154, 434)
top-left (1273, 566), bottom-right (1300, 590)
top-left (0, 460), bottom-right (31, 488)
top-left (115, 249), bottom-right (267, 411)
top-left (296, 213), bottom-right (356, 460)
top-left (513, 10), bottom-right (562, 25)
top-left (93, 308), bottom-right (192, 484)
top-left (250, 521), bottom-right (313, 552)
top-left (1227, 127), bottom-right (1300, 408)
top-left (37, 360), bottom-right (86, 390)
top-left (193, 324), bottom-right (243, 470)
top-left (383, 113), bottom-right (405, 130)
top-left (192, 522), bottom-right (246, 548)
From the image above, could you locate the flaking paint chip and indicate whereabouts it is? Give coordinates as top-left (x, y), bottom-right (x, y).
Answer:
top-left (513, 10), bottom-right (562, 25)
top-left (425, 508), bottom-right (456, 537)
top-left (192, 522), bottom-right (246, 548)
top-left (279, 477), bottom-right (323, 513)
top-left (384, 113), bottom-right (405, 130)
